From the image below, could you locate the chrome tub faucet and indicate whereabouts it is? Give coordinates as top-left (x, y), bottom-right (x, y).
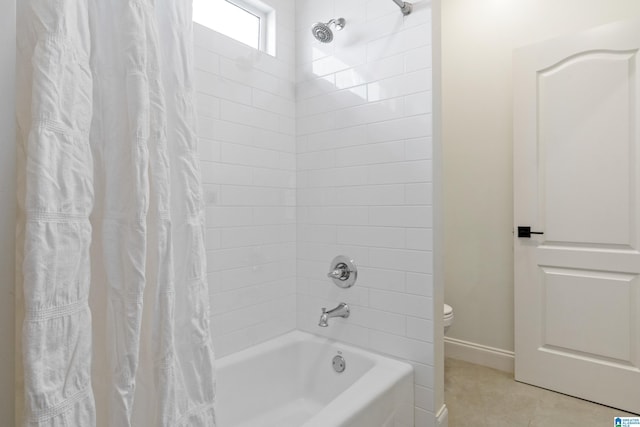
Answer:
top-left (318, 303), bottom-right (350, 327)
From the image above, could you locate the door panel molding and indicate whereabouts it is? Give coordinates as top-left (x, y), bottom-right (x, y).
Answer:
top-left (514, 18), bottom-right (640, 414)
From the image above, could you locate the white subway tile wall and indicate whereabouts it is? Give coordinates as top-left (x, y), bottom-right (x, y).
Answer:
top-left (296, 0), bottom-right (434, 424)
top-left (195, 0), bottom-right (435, 423)
top-left (194, 0), bottom-right (297, 358)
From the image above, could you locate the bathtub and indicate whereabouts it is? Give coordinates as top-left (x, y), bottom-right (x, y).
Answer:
top-left (216, 330), bottom-right (414, 427)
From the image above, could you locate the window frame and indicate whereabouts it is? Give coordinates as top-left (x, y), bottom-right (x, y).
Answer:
top-left (226, 0), bottom-right (267, 52)
top-left (193, 0), bottom-right (276, 56)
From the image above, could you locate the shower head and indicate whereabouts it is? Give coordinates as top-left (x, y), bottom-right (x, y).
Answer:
top-left (311, 22), bottom-right (333, 43)
top-left (311, 18), bottom-right (345, 43)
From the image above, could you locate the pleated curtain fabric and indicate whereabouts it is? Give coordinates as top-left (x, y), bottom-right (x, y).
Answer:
top-left (15, 1), bottom-right (216, 426)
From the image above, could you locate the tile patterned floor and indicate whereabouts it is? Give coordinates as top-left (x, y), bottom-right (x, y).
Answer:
top-left (445, 358), bottom-right (637, 426)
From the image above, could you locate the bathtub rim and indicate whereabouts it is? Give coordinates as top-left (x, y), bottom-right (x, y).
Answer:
top-left (215, 329), bottom-right (414, 427)
top-left (215, 329), bottom-right (414, 374)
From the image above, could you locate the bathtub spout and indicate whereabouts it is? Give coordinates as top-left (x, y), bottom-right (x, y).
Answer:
top-left (319, 303), bottom-right (350, 327)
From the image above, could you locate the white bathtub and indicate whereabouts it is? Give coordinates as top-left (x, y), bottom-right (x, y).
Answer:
top-left (215, 330), bottom-right (414, 427)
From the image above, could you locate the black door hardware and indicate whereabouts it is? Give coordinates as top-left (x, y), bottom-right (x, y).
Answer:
top-left (517, 226), bottom-right (544, 238)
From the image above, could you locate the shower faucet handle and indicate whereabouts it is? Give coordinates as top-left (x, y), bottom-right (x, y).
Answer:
top-left (327, 255), bottom-right (357, 288)
top-left (327, 265), bottom-right (349, 280)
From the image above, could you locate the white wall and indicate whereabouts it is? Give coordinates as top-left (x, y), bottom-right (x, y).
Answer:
top-left (193, 0), bottom-right (297, 358)
top-left (443, 0), bottom-right (640, 360)
top-left (431, 1), bottom-right (446, 422)
top-left (295, 0), bottom-right (435, 424)
top-left (1, 0), bottom-right (16, 424)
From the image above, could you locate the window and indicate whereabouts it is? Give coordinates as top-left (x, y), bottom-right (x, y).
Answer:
top-left (193, 0), bottom-right (275, 55)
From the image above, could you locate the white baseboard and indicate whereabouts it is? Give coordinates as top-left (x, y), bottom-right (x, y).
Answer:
top-left (444, 337), bottom-right (514, 373)
top-left (436, 404), bottom-right (448, 427)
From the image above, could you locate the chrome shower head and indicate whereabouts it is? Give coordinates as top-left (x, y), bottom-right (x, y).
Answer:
top-left (311, 22), bottom-right (333, 43)
top-left (311, 18), bottom-right (345, 43)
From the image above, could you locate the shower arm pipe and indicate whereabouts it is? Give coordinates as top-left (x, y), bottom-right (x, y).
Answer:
top-left (327, 18), bottom-right (345, 30)
top-left (392, 0), bottom-right (412, 15)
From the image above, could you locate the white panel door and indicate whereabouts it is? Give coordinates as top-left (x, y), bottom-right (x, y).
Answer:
top-left (514, 18), bottom-right (640, 414)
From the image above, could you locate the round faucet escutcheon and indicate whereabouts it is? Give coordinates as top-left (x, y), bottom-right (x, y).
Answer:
top-left (327, 256), bottom-right (357, 288)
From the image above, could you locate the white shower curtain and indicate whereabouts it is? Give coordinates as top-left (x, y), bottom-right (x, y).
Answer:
top-left (15, 0), bottom-right (216, 426)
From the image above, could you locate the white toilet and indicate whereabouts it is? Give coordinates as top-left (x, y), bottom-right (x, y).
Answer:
top-left (443, 304), bottom-right (454, 334)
